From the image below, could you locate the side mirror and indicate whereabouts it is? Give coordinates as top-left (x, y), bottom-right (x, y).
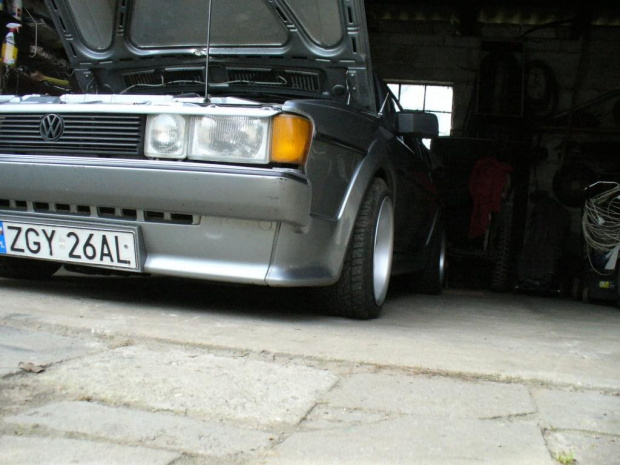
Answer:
top-left (396, 111), bottom-right (439, 139)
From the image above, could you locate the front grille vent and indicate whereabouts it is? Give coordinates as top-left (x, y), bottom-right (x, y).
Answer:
top-left (227, 69), bottom-right (320, 93)
top-left (0, 113), bottom-right (143, 157)
top-left (0, 199), bottom-right (199, 225)
top-left (289, 72), bottom-right (321, 92)
top-left (123, 69), bottom-right (204, 87)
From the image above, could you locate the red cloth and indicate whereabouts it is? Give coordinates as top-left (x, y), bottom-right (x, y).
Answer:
top-left (469, 157), bottom-right (513, 239)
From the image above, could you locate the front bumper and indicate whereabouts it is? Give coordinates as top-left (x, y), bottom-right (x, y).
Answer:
top-left (0, 155), bottom-right (325, 285)
top-left (0, 155), bottom-right (311, 227)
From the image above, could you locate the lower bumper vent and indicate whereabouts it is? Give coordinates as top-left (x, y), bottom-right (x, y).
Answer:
top-left (0, 199), bottom-right (199, 225)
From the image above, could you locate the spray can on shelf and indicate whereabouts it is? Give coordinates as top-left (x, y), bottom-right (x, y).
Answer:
top-left (11, 0), bottom-right (22, 20)
top-left (2, 23), bottom-right (21, 66)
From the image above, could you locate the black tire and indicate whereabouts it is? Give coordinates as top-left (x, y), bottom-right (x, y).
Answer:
top-left (318, 178), bottom-right (394, 320)
top-left (582, 285), bottom-right (591, 303)
top-left (414, 226), bottom-right (446, 294)
top-left (489, 205), bottom-right (512, 292)
top-left (571, 277), bottom-right (583, 301)
top-left (0, 257), bottom-right (61, 280)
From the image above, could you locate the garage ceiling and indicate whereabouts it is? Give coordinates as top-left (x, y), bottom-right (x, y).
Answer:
top-left (365, 1), bottom-right (620, 27)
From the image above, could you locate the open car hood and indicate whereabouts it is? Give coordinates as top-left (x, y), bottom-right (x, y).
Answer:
top-left (44, 0), bottom-right (376, 111)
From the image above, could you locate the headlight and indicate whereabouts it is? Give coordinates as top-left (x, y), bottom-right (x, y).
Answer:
top-left (144, 112), bottom-right (312, 165)
top-left (189, 116), bottom-right (270, 164)
top-left (145, 114), bottom-right (187, 159)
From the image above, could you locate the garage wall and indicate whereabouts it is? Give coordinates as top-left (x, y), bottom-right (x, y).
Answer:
top-left (370, 20), bottom-right (620, 241)
top-left (370, 22), bottom-right (620, 136)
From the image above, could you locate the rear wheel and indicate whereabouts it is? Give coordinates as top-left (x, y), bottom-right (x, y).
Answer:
top-left (0, 257), bottom-right (61, 280)
top-left (319, 178), bottom-right (394, 320)
top-left (414, 226), bottom-right (446, 294)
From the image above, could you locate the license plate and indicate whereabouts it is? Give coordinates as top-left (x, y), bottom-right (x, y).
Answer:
top-left (0, 220), bottom-right (139, 270)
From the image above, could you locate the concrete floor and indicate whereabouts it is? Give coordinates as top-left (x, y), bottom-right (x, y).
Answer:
top-left (0, 275), bottom-right (619, 464)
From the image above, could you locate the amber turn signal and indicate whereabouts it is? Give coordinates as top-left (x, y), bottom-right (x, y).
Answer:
top-left (270, 114), bottom-right (312, 164)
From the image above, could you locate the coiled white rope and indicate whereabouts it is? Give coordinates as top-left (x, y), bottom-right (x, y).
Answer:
top-left (582, 182), bottom-right (620, 274)
top-left (583, 183), bottom-right (620, 253)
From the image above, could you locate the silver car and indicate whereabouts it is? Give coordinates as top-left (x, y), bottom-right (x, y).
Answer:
top-left (0, 0), bottom-right (444, 319)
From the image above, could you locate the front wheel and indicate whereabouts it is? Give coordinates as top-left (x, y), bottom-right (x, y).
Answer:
top-left (318, 178), bottom-right (394, 320)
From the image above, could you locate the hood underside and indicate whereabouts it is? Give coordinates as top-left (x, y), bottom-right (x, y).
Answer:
top-left (44, 0), bottom-right (376, 111)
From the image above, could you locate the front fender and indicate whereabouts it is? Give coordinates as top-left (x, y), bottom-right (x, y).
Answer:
top-left (266, 127), bottom-right (397, 287)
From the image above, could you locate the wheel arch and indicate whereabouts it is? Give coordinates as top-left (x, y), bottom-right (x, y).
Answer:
top-left (266, 138), bottom-right (397, 288)
top-left (373, 166), bottom-right (395, 197)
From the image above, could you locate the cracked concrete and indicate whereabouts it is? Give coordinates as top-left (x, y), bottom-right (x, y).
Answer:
top-left (16, 344), bottom-right (338, 427)
top-left (533, 389), bottom-right (620, 436)
top-left (545, 430), bottom-right (620, 465)
top-left (0, 276), bottom-right (619, 463)
top-left (5, 401), bottom-right (275, 458)
top-left (0, 326), bottom-right (103, 378)
top-left (271, 416), bottom-right (555, 465)
top-left (0, 435), bottom-right (181, 464)
top-left (323, 372), bottom-right (537, 419)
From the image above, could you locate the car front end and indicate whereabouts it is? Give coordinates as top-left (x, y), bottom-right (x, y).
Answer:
top-left (0, 92), bottom-right (334, 284)
top-left (0, 0), bottom-right (438, 319)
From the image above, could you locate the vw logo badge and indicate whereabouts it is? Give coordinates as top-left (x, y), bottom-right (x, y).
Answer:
top-left (39, 114), bottom-right (65, 142)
